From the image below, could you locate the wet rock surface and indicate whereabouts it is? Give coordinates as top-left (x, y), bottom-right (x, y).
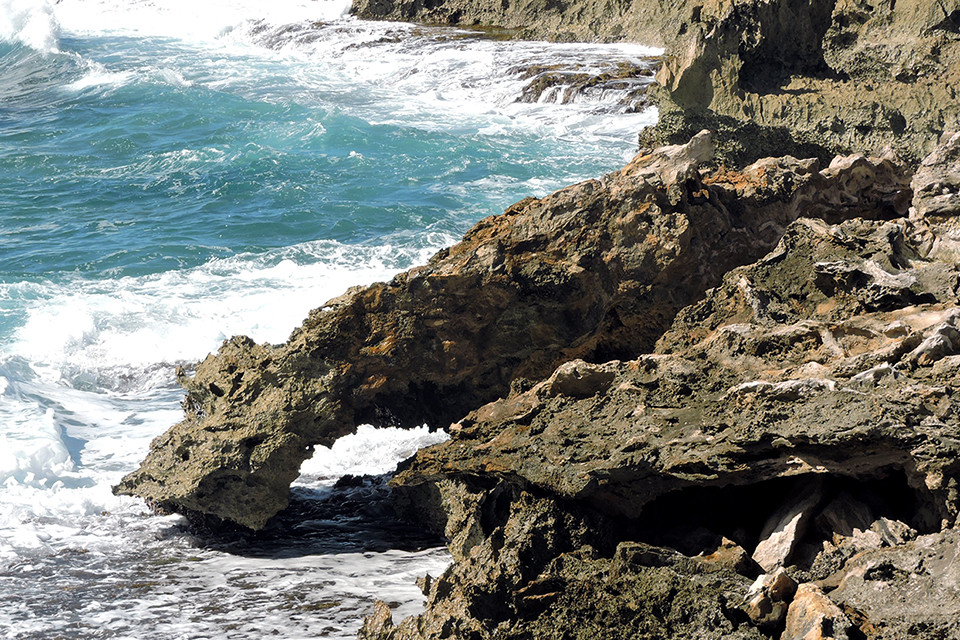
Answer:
top-left (349, 0), bottom-right (689, 45)
top-left (513, 60), bottom-right (656, 113)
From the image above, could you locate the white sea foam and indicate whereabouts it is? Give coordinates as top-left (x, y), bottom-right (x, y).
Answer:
top-left (48, 0), bottom-right (659, 153)
top-left (64, 58), bottom-right (136, 91)
top-left (5, 240), bottom-right (441, 387)
top-left (0, 0), bottom-right (59, 52)
top-left (53, 0), bottom-right (351, 42)
top-left (0, 238), bottom-right (445, 559)
top-left (299, 425), bottom-right (449, 483)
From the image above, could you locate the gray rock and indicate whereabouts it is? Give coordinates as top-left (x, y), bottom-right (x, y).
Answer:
top-left (542, 359), bottom-right (618, 399)
top-left (912, 132), bottom-right (960, 219)
top-left (753, 477), bottom-right (826, 572)
top-left (115, 134), bottom-right (914, 531)
top-left (742, 568), bottom-right (798, 630)
top-left (816, 492), bottom-right (875, 539)
top-left (827, 529), bottom-right (960, 639)
top-left (871, 517), bottom-right (917, 547)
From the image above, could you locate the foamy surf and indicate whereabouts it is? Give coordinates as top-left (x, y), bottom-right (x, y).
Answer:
top-left (0, 0), bottom-right (59, 52)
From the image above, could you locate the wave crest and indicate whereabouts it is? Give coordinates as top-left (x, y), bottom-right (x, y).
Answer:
top-left (0, 0), bottom-right (59, 52)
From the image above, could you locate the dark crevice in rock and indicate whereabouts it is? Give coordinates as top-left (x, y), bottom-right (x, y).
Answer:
top-left (734, 0), bottom-right (840, 94)
top-left (190, 475), bottom-right (446, 558)
top-left (632, 470), bottom-right (939, 563)
top-left (641, 111), bottom-right (837, 168)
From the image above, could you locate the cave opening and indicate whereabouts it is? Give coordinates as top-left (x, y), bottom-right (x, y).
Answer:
top-left (630, 469), bottom-right (940, 570)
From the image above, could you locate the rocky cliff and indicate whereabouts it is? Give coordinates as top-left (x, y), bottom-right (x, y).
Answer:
top-left (117, 129), bottom-right (960, 638)
top-left (649, 0), bottom-right (960, 166)
top-left (116, 1), bottom-right (960, 638)
top-left (119, 130), bottom-right (908, 529)
top-left (353, 132), bottom-right (960, 640)
top-left (350, 0), bottom-right (687, 45)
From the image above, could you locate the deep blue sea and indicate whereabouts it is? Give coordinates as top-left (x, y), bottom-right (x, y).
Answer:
top-left (0, 0), bottom-right (659, 636)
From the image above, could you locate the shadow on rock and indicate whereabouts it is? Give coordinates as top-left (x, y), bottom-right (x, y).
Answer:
top-left (190, 475), bottom-right (446, 559)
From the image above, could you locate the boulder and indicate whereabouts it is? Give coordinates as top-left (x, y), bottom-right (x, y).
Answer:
top-left (783, 583), bottom-right (854, 640)
top-left (870, 517), bottom-right (917, 547)
top-left (825, 529), bottom-right (960, 638)
top-left (742, 568), bottom-right (798, 630)
top-left (752, 477), bottom-right (826, 572)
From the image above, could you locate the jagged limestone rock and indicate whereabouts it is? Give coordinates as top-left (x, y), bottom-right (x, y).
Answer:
top-left (742, 568), bottom-right (799, 630)
top-left (912, 131), bottom-right (960, 219)
top-left (350, 0), bottom-right (692, 45)
top-left (783, 583), bottom-right (854, 640)
top-left (372, 137), bottom-right (960, 640)
top-left (825, 529), bottom-right (960, 639)
top-left (752, 477), bottom-right (825, 572)
top-left (647, 0), bottom-right (960, 166)
top-left (125, 131), bottom-right (881, 530)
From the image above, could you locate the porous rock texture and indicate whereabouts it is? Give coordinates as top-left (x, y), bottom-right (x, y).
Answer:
top-left (350, 0), bottom-right (689, 44)
top-left (116, 2), bottom-right (960, 635)
top-left (648, 0), bottom-right (960, 166)
top-left (116, 131), bottom-right (907, 530)
top-left (367, 134), bottom-right (960, 640)
top-left (117, 128), bottom-right (960, 638)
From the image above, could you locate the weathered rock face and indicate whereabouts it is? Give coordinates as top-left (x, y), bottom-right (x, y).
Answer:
top-left (648, 0), bottom-right (960, 166)
top-left (111, 132), bottom-right (827, 529)
top-left (391, 214), bottom-right (960, 534)
top-left (912, 131), bottom-right (960, 219)
top-left (363, 135), bottom-right (960, 640)
top-left (350, 0), bottom-right (689, 45)
top-left (115, 130), bottom-right (917, 532)
top-left (115, 114), bottom-right (960, 635)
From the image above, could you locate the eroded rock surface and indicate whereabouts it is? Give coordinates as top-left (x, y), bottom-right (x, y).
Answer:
top-left (647, 0), bottom-right (960, 165)
top-left (366, 135), bottom-right (960, 640)
top-left (118, 132), bottom-right (901, 529)
top-left (350, 0), bottom-right (689, 45)
top-left (116, 126), bottom-right (960, 638)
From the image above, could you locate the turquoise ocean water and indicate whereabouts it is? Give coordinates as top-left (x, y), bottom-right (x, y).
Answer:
top-left (0, 0), bottom-right (658, 636)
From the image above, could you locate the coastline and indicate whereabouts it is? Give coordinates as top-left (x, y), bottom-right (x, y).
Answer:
top-left (116, 2), bottom-right (960, 639)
